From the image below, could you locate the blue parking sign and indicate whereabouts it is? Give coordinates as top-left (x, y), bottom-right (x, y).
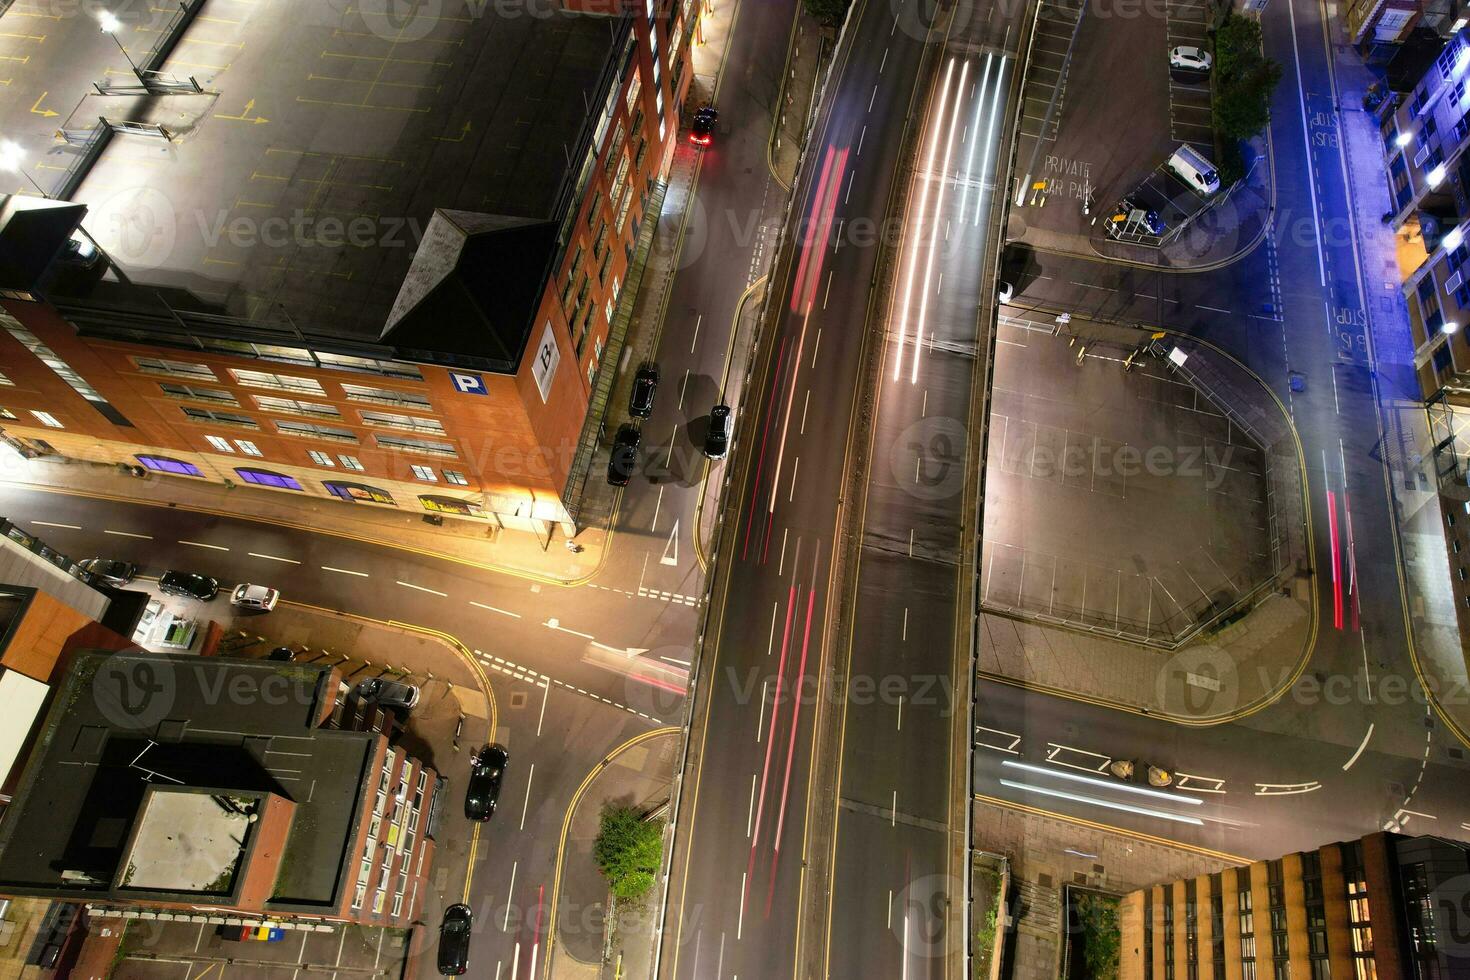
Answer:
top-left (450, 371), bottom-right (487, 395)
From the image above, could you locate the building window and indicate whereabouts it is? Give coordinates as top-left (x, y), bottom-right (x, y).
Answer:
top-left (275, 420), bottom-right (359, 443)
top-left (159, 382), bottom-right (237, 405)
top-left (30, 411), bottom-right (62, 429)
top-left (359, 410), bottom-right (447, 436)
top-left (308, 450), bottom-right (336, 466)
top-left (137, 455), bottom-right (203, 476)
top-left (182, 406), bottom-right (259, 429)
top-left (443, 469), bottom-right (468, 485)
top-left (325, 481), bottom-right (394, 504)
top-left (205, 435), bottom-right (234, 453)
top-left (338, 454), bottom-right (365, 471)
top-left (253, 394), bottom-right (342, 419)
top-left (5, 321), bottom-right (133, 426)
top-left (236, 440), bottom-right (263, 457)
top-left (410, 464), bottom-right (437, 482)
top-left (235, 468), bottom-right (303, 490)
top-left (133, 356), bottom-right (216, 380)
top-left (340, 383), bottom-right (432, 409)
top-left (314, 351), bottom-right (423, 379)
top-left (374, 434), bottom-right (457, 458)
top-left (230, 368), bottom-right (326, 395)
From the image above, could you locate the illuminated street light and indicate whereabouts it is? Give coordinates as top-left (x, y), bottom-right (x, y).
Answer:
top-left (1395, 129), bottom-right (1414, 148)
top-left (0, 140), bottom-right (48, 197)
top-left (97, 10), bottom-right (143, 80)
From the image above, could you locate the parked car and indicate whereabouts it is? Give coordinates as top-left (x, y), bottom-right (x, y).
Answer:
top-left (689, 105), bottom-right (718, 146)
top-left (158, 570), bottom-right (219, 601)
top-left (629, 364), bottom-right (659, 419)
top-left (464, 743), bottom-right (509, 821)
top-left (1168, 45), bottom-right (1212, 73)
top-left (230, 583), bottom-right (280, 612)
top-left (266, 646), bottom-right (296, 662)
top-left (704, 404), bottom-right (731, 460)
top-left (436, 904), bottom-right (473, 976)
top-left (607, 423), bottom-right (641, 487)
top-left (355, 677), bottom-right (421, 711)
top-left (78, 558), bottom-right (137, 587)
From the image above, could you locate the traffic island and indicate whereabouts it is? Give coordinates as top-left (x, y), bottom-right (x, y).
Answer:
top-left (979, 316), bottom-right (1313, 721)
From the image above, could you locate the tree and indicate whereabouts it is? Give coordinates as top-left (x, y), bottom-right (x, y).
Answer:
top-left (593, 806), bottom-right (663, 900)
top-left (1215, 61), bottom-right (1283, 140)
top-left (802, 0), bottom-right (850, 26)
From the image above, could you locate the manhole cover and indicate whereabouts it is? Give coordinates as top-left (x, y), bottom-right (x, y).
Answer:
top-left (510, 691), bottom-right (529, 709)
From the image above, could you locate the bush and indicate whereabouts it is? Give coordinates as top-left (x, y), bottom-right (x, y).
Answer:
top-left (803, 0), bottom-right (851, 26)
top-left (1075, 893), bottom-right (1121, 980)
top-left (593, 806), bottom-right (663, 901)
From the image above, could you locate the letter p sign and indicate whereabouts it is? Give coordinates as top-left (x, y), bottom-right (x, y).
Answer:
top-left (450, 371), bottom-right (487, 395)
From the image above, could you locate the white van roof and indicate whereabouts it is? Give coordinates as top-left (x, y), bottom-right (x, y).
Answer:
top-left (1170, 144), bottom-right (1217, 173)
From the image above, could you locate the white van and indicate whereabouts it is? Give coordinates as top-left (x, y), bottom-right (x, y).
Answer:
top-left (1166, 144), bottom-right (1221, 196)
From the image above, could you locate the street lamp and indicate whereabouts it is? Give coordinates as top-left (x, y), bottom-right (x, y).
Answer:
top-left (97, 11), bottom-right (143, 81)
top-left (0, 140), bottom-right (48, 197)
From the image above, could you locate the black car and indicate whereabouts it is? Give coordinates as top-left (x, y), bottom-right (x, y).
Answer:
top-left (158, 570), bottom-right (219, 601)
top-left (266, 646), bottom-right (296, 662)
top-left (354, 678), bottom-right (421, 711)
top-left (436, 903), bottom-right (473, 976)
top-left (690, 105), bottom-right (718, 146)
top-left (464, 743), bottom-right (509, 821)
top-left (78, 558), bottom-right (137, 588)
top-left (607, 423), bottom-right (641, 487)
top-left (629, 364), bottom-right (659, 419)
top-left (704, 404), bottom-right (731, 460)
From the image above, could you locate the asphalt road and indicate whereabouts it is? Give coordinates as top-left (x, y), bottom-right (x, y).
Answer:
top-left (978, 0), bottom-right (1470, 863)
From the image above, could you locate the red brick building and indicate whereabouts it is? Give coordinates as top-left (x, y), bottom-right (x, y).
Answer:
top-left (0, 0), bottom-right (699, 535)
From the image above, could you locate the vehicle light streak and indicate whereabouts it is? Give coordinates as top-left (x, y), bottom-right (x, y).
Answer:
top-left (1001, 759), bottom-right (1202, 805)
top-left (911, 58), bottom-right (968, 384)
top-left (894, 57), bottom-right (955, 381)
top-left (999, 779), bottom-right (1204, 825)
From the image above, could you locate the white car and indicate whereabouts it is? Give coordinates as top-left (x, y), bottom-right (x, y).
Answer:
top-left (231, 583), bottom-right (280, 612)
top-left (1169, 46), bottom-right (1212, 73)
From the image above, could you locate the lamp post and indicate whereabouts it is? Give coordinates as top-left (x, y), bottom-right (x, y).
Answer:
top-left (97, 11), bottom-right (144, 82)
top-left (0, 141), bottom-right (48, 197)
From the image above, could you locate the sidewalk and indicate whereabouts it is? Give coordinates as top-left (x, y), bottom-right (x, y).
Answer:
top-left (541, 730), bottom-right (677, 980)
top-left (1327, 34), bottom-right (1470, 736)
top-left (768, 14), bottom-right (829, 189)
top-left (4, 456), bottom-right (603, 583)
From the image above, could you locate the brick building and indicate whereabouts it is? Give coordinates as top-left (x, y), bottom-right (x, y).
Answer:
top-left (0, 651), bottom-right (442, 931)
top-left (1119, 831), bottom-right (1470, 979)
top-left (0, 0), bottom-right (700, 535)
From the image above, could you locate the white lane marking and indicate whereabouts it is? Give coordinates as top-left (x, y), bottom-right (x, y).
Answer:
top-left (179, 540), bottom-right (229, 551)
top-left (470, 600), bottom-right (522, 619)
top-left (249, 552), bottom-right (300, 564)
top-left (999, 779), bottom-right (1204, 825)
top-left (975, 725), bottom-right (1021, 755)
top-left (1342, 724), bottom-right (1374, 771)
top-left (1173, 772), bottom-right (1226, 794)
top-left (1197, 304), bottom-right (1231, 314)
top-left (32, 520), bottom-right (81, 530)
top-left (396, 580), bottom-right (447, 597)
top-left (518, 763), bottom-right (535, 831)
top-left (689, 313), bottom-right (703, 352)
top-left (502, 861), bottom-right (518, 929)
top-left (737, 873), bottom-right (747, 940)
top-left (652, 484), bottom-right (665, 532)
top-left (679, 368), bottom-right (690, 409)
top-left (788, 456), bottom-right (800, 502)
top-left (747, 773), bottom-right (758, 837)
top-left (105, 529), bottom-right (152, 539)
top-left (544, 618), bottom-right (594, 640)
top-left (1254, 781), bottom-right (1322, 796)
top-left (537, 681), bottom-right (549, 737)
top-left (322, 565), bottom-right (369, 577)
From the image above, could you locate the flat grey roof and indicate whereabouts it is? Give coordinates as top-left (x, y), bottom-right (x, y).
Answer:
top-left (0, 651), bottom-right (373, 912)
top-left (49, 1), bottom-right (623, 351)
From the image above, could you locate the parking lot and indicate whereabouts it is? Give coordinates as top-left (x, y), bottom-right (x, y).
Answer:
top-left (1009, 0), bottom-right (1217, 254)
top-left (109, 918), bottom-right (411, 979)
top-left (981, 317), bottom-right (1274, 644)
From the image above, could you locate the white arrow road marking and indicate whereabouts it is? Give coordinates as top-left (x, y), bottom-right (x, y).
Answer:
top-left (661, 521), bottom-right (680, 566)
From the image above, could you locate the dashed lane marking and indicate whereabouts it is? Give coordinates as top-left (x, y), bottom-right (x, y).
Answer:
top-left (473, 649), bottom-right (665, 723)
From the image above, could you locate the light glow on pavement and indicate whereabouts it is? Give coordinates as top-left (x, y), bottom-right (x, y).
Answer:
top-left (999, 779), bottom-right (1205, 825)
top-left (1002, 759), bottom-right (1203, 805)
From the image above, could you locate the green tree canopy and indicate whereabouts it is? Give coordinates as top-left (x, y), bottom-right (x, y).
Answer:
top-left (593, 806), bottom-right (664, 900)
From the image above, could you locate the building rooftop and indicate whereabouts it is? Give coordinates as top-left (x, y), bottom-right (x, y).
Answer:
top-left (30, 2), bottom-right (627, 367)
top-left (0, 651), bottom-right (375, 913)
top-left (121, 789), bottom-right (257, 894)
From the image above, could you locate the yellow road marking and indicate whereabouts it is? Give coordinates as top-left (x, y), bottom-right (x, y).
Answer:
top-left (294, 95), bottom-right (429, 114)
top-left (432, 120), bottom-right (472, 143)
top-left (28, 91), bottom-right (57, 117)
top-left (216, 97), bottom-right (268, 124)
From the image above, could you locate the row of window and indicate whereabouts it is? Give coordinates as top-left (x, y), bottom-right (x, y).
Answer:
top-left (136, 357), bottom-right (434, 407)
top-left (174, 404), bottom-right (458, 457)
top-left (143, 448), bottom-right (469, 487)
top-left (137, 455), bottom-right (477, 504)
